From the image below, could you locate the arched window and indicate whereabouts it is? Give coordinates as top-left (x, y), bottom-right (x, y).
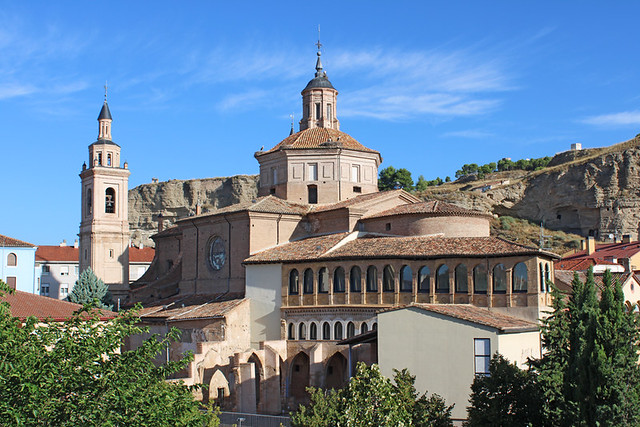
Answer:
top-left (360, 322), bottom-right (369, 334)
top-left (304, 268), bottom-right (314, 294)
top-left (105, 187), bottom-right (116, 213)
top-left (400, 265), bottom-right (413, 292)
top-left (418, 266), bottom-right (430, 293)
top-left (544, 264), bottom-right (550, 292)
top-left (6, 253), bottom-right (17, 267)
top-left (318, 267), bottom-right (329, 293)
top-left (322, 322), bottom-right (331, 340)
top-left (539, 262), bottom-right (545, 292)
top-left (372, 322), bottom-right (377, 330)
top-left (366, 266), bottom-right (378, 292)
top-left (289, 269), bottom-right (299, 295)
top-left (333, 267), bottom-right (345, 293)
top-left (347, 322), bottom-right (355, 338)
top-left (107, 153), bottom-right (112, 166)
top-left (383, 265), bottom-right (395, 292)
top-left (334, 322), bottom-right (343, 340)
top-left (493, 264), bottom-right (507, 293)
top-left (310, 322), bottom-right (318, 340)
top-left (474, 264), bottom-right (488, 294)
top-left (299, 323), bottom-right (306, 340)
top-left (288, 323), bottom-right (295, 340)
top-left (350, 266), bottom-right (362, 292)
top-left (436, 264), bottom-right (449, 293)
top-left (512, 262), bottom-right (528, 293)
top-left (455, 264), bottom-right (468, 293)
top-left (86, 188), bottom-right (92, 216)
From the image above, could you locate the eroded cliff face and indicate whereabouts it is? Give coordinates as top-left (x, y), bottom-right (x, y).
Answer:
top-left (128, 175), bottom-right (259, 247)
top-left (426, 138), bottom-right (640, 239)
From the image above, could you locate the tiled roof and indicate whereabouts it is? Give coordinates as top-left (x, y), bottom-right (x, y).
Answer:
top-left (186, 196), bottom-right (310, 220)
top-left (553, 270), bottom-right (637, 293)
top-left (259, 127), bottom-right (379, 155)
top-left (309, 189), bottom-right (420, 214)
top-left (138, 293), bottom-right (245, 321)
top-left (35, 245), bottom-right (154, 263)
top-left (385, 303), bottom-right (538, 333)
top-left (244, 233), bottom-right (559, 264)
top-left (562, 241), bottom-right (640, 261)
top-left (362, 200), bottom-right (490, 219)
top-left (1, 290), bottom-right (116, 321)
top-left (0, 234), bottom-right (35, 248)
top-left (555, 257), bottom-right (619, 271)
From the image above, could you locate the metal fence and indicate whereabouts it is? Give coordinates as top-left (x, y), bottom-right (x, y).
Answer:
top-left (219, 411), bottom-right (291, 427)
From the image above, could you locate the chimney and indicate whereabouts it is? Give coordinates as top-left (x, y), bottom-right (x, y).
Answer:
top-left (580, 240), bottom-right (586, 251)
top-left (157, 213), bottom-right (164, 233)
top-left (586, 236), bottom-right (596, 255)
top-left (195, 203), bottom-right (202, 216)
top-left (623, 234), bottom-right (632, 244)
top-left (60, 239), bottom-right (67, 247)
top-left (73, 239), bottom-right (79, 248)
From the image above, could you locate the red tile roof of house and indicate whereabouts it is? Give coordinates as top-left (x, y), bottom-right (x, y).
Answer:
top-left (562, 241), bottom-right (640, 261)
top-left (1, 290), bottom-right (116, 321)
top-left (259, 127), bottom-right (379, 155)
top-left (553, 270), bottom-right (638, 294)
top-left (361, 200), bottom-right (491, 219)
top-left (138, 293), bottom-right (245, 321)
top-left (35, 246), bottom-right (154, 263)
top-left (244, 233), bottom-right (559, 264)
top-left (555, 257), bottom-right (620, 271)
top-left (384, 303), bottom-right (538, 333)
top-left (310, 189), bottom-right (419, 213)
top-left (0, 234), bottom-right (36, 248)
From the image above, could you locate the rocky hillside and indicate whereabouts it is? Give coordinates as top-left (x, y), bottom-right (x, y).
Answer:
top-left (128, 175), bottom-right (259, 247)
top-left (422, 136), bottom-right (640, 241)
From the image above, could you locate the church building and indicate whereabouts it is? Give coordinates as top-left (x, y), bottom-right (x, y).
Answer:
top-left (83, 45), bottom-right (559, 418)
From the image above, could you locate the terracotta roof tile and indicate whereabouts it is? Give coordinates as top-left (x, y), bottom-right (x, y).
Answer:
top-left (183, 196), bottom-right (310, 220)
top-left (259, 127), bottom-right (379, 155)
top-left (310, 189), bottom-right (418, 213)
top-left (138, 293), bottom-right (245, 321)
top-left (361, 200), bottom-right (490, 219)
top-left (384, 303), bottom-right (538, 332)
top-left (1, 290), bottom-right (116, 321)
top-left (554, 257), bottom-right (619, 271)
top-left (0, 234), bottom-right (35, 248)
top-left (563, 241), bottom-right (640, 261)
top-left (129, 246), bottom-right (155, 263)
top-left (553, 270), bottom-right (636, 293)
top-left (244, 233), bottom-right (559, 264)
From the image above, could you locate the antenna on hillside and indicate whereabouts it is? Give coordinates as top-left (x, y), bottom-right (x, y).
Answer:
top-left (539, 221), bottom-right (552, 251)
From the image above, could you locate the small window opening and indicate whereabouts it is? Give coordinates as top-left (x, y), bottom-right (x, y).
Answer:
top-left (315, 103), bottom-right (321, 119)
top-left (97, 152), bottom-right (102, 166)
top-left (353, 186), bottom-right (362, 193)
top-left (107, 153), bottom-right (112, 166)
top-left (270, 188), bottom-right (276, 195)
top-left (105, 187), bottom-right (116, 213)
top-left (308, 185), bottom-right (318, 204)
top-left (109, 249), bottom-right (114, 258)
top-left (385, 223), bottom-right (391, 231)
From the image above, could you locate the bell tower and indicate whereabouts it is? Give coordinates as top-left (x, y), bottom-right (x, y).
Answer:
top-left (79, 88), bottom-right (130, 301)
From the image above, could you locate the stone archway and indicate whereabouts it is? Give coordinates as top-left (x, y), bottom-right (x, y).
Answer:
top-left (325, 352), bottom-right (348, 390)
top-left (289, 352), bottom-right (310, 404)
top-left (209, 369), bottom-right (230, 409)
top-left (248, 353), bottom-right (264, 411)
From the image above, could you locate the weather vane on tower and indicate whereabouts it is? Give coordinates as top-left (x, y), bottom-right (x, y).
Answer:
top-left (104, 81), bottom-right (108, 101)
top-left (315, 25), bottom-right (322, 52)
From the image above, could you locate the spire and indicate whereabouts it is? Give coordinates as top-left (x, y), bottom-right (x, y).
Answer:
top-left (97, 84), bottom-right (112, 140)
top-left (290, 114), bottom-right (295, 135)
top-left (314, 27), bottom-right (324, 77)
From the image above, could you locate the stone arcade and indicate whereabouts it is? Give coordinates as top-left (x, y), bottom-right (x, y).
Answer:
top-left (82, 46), bottom-right (559, 416)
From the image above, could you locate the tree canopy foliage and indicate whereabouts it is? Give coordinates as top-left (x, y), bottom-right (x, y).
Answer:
top-left (467, 268), bottom-right (640, 426)
top-left (379, 166), bottom-right (415, 191)
top-left (291, 362), bottom-right (453, 426)
top-left (68, 267), bottom-right (113, 310)
top-left (0, 280), bottom-right (219, 427)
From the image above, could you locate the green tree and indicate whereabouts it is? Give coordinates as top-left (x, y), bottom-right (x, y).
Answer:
top-left (466, 354), bottom-right (544, 427)
top-left (445, 176), bottom-right (451, 182)
top-left (0, 280), bottom-right (219, 427)
top-left (69, 267), bottom-right (113, 310)
top-left (378, 166), bottom-right (414, 191)
top-left (292, 363), bottom-right (453, 427)
top-left (415, 175), bottom-right (428, 192)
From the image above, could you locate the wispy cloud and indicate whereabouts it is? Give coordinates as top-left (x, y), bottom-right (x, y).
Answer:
top-left (442, 129), bottom-right (495, 139)
top-left (0, 83), bottom-right (36, 99)
top-left (582, 111), bottom-right (640, 126)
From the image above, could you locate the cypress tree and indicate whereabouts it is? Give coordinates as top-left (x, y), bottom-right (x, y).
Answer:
top-left (68, 267), bottom-right (114, 310)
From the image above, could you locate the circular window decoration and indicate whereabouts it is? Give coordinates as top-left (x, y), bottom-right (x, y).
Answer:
top-left (208, 236), bottom-right (226, 271)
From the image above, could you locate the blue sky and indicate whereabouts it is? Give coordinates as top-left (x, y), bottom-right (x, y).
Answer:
top-left (2, 1), bottom-right (640, 245)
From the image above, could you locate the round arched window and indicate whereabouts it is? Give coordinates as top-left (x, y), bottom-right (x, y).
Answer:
top-left (208, 236), bottom-right (226, 270)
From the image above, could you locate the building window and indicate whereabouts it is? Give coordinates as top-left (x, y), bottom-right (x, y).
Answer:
top-left (86, 189), bottom-right (92, 216)
top-left (350, 266), bottom-right (361, 292)
top-left (271, 167), bottom-right (278, 185)
top-left (512, 262), bottom-right (528, 293)
top-left (109, 249), bottom-right (114, 259)
top-left (539, 263), bottom-right (545, 292)
top-left (455, 264), bottom-right (468, 293)
top-left (351, 165), bottom-right (360, 183)
top-left (105, 187), bottom-right (116, 213)
top-left (107, 153), bottom-right (112, 166)
top-left (385, 222), bottom-right (391, 231)
top-left (474, 338), bottom-right (491, 376)
top-left (347, 322), bottom-right (355, 338)
top-left (289, 269), bottom-right (299, 295)
top-left (60, 266), bottom-right (69, 276)
top-left (322, 322), bottom-right (331, 340)
top-left (42, 265), bottom-right (50, 275)
top-left (327, 104), bottom-right (332, 122)
top-left (288, 323), bottom-right (295, 340)
top-left (353, 186), bottom-right (362, 193)
top-left (270, 188), bottom-right (276, 195)
top-left (315, 103), bottom-right (321, 119)
top-left (310, 322), bottom-right (318, 340)
top-left (334, 322), bottom-right (343, 340)
top-left (6, 277), bottom-right (17, 290)
top-left (474, 264), bottom-right (488, 294)
top-left (360, 322), bottom-right (368, 334)
top-left (308, 164), bottom-right (318, 181)
top-left (299, 323), bottom-right (306, 340)
top-left (544, 264), bottom-right (550, 292)
top-left (60, 284), bottom-right (69, 298)
top-left (40, 282), bottom-right (49, 296)
top-left (383, 265), bottom-right (395, 292)
top-left (333, 267), bottom-right (345, 293)
top-left (493, 264), bottom-right (507, 293)
top-left (318, 267), bottom-right (329, 293)
top-left (436, 264), bottom-right (450, 293)
top-left (400, 265), bottom-right (413, 292)
top-left (97, 152), bottom-right (102, 166)
top-left (303, 268), bottom-right (314, 294)
top-left (418, 266), bottom-right (430, 292)
top-left (308, 185), bottom-right (318, 204)
top-left (6, 253), bottom-right (17, 267)
top-left (366, 266), bottom-right (378, 292)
